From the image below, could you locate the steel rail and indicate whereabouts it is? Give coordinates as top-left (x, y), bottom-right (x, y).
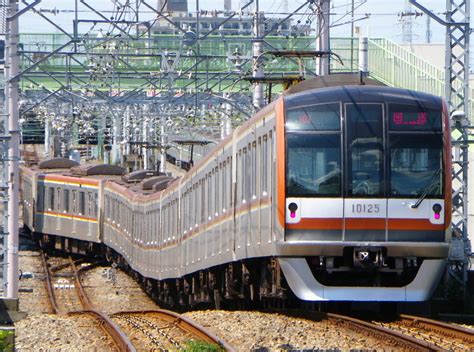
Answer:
top-left (68, 257), bottom-right (136, 352)
top-left (69, 256), bottom-right (94, 310)
top-left (400, 314), bottom-right (474, 345)
top-left (69, 310), bottom-right (136, 352)
top-left (69, 257), bottom-right (137, 351)
top-left (112, 310), bottom-right (235, 351)
top-left (50, 257), bottom-right (87, 273)
top-left (326, 313), bottom-right (442, 351)
top-left (40, 251), bottom-right (60, 314)
top-left (40, 253), bottom-right (135, 351)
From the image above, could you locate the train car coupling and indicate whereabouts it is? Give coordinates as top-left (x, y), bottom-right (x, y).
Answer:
top-left (353, 247), bottom-right (385, 268)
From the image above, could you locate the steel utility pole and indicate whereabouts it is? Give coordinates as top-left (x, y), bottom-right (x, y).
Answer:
top-left (252, 0), bottom-right (265, 111)
top-left (316, 0), bottom-right (330, 75)
top-left (5, 0), bottom-right (19, 300)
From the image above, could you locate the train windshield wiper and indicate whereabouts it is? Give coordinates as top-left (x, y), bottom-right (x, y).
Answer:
top-left (411, 169), bottom-right (442, 209)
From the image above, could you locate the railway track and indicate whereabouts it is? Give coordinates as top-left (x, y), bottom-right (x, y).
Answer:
top-left (111, 310), bottom-right (234, 351)
top-left (324, 312), bottom-right (439, 351)
top-left (41, 250), bottom-right (232, 351)
top-left (41, 251), bottom-right (136, 351)
top-left (264, 309), bottom-right (448, 351)
top-left (375, 314), bottom-right (474, 351)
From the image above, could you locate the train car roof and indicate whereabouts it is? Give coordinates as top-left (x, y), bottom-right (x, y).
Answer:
top-left (71, 164), bottom-right (125, 176)
top-left (282, 73), bottom-right (385, 96)
top-left (284, 82), bottom-right (443, 109)
top-left (21, 164), bottom-right (124, 181)
top-left (38, 157), bottom-right (79, 169)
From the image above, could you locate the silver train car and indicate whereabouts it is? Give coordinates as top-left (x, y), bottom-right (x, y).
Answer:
top-left (21, 77), bottom-right (452, 304)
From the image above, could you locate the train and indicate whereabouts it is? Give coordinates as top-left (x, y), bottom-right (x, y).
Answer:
top-left (21, 75), bottom-right (452, 305)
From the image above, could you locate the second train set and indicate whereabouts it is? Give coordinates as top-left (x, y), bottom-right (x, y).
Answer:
top-left (21, 76), bottom-right (452, 304)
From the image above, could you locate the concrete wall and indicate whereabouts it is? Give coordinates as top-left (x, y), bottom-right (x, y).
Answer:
top-left (399, 43), bottom-right (445, 70)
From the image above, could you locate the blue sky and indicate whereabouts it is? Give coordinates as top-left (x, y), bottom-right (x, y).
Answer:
top-left (18, 0), bottom-right (449, 43)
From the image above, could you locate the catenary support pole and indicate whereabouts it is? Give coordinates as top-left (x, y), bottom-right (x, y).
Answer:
top-left (315, 0), bottom-right (330, 76)
top-left (6, 0), bottom-right (19, 299)
top-left (252, 0), bottom-right (265, 111)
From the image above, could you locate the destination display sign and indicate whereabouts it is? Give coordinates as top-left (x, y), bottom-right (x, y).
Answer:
top-left (389, 104), bottom-right (442, 131)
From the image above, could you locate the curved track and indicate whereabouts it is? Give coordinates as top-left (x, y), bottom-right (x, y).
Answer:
top-left (111, 310), bottom-right (234, 351)
top-left (41, 249), bottom-right (233, 351)
top-left (41, 251), bottom-right (136, 351)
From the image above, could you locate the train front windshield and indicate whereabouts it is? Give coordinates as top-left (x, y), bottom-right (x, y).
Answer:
top-left (285, 100), bottom-right (444, 198)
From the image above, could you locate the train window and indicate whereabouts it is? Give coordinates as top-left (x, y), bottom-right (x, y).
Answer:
top-left (200, 179), bottom-right (205, 223)
top-left (214, 167), bottom-right (219, 215)
top-left (57, 188), bottom-right (61, 212)
top-left (246, 146), bottom-right (252, 200)
top-left (210, 171), bottom-right (214, 218)
top-left (186, 191), bottom-right (190, 231)
top-left (262, 135), bottom-right (268, 194)
top-left (388, 104), bottom-right (442, 132)
top-left (287, 134), bottom-right (341, 197)
top-left (79, 192), bottom-right (85, 215)
top-left (242, 148), bottom-right (248, 201)
top-left (37, 185), bottom-right (45, 211)
top-left (63, 189), bottom-right (70, 213)
top-left (389, 134), bottom-right (443, 197)
top-left (89, 193), bottom-right (97, 217)
top-left (193, 183), bottom-right (198, 226)
top-left (252, 141), bottom-right (257, 198)
top-left (113, 198), bottom-right (117, 221)
top-left (237, 150), bottom-right (242, 202)
top-left (221, 162), bottom-right (226, 211)
top-left (267, 131), bottom-right (274, 201)
top-left (175, 199), bottom-right (179, 236)
top-left (346, 103), bottom-right (383, 197)
top-left (94, 194), bottom-right (98, 217)
top-left (48, 187), bottom-right (55, 211)
top-left (72, 191), bottom-right (77, 213)
top-left (286, 103), bottom-right (340, 131)
top-left (208, 172), bottom-right (212, 218)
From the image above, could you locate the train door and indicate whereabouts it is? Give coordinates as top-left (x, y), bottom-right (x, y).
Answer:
top-left (223, 157), bottom-right (232, 254)
top-left (260, 133), bottom-right (271, 245)
top-left (72, 190), bottom-right (77, 234)
top-left (78, 191), bottom-right (86, 238)
top-left (35, 183), bottom-right (46, 231)
top-left (343, 103), bottom-right (387, 241)
top-left (87, 192), bottom-right (95, 238)
top-left (46, 186), bottom-right (55, 231)
top-left (56, 188), bottom-right (61, 231)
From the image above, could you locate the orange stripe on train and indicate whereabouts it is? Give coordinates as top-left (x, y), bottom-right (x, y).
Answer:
top-left (287, 218), bottom-right (444, 231)
top-left (40, 175), bottom-right (99, 187)
top-left (287, 218), bottom-right (343, 230)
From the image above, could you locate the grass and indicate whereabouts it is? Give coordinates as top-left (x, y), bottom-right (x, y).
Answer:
top-left (0, 330), bottom-right (14, 351)
top-left (181, 340), bottom-right (225, 352)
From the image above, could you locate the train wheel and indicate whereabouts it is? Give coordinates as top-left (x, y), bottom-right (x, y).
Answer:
top-left (105, 247), bottom-right (114, 263)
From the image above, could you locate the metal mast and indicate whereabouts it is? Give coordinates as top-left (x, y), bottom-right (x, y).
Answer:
top-left (252, 0), bottom-right (265, 111)
top-left (0, 0), bottom-right (7, 300)
top-left (445, 0), bottom-right (471, 293)
top-left (316, 0), bottom-right (330, 75)
top-left (410, 0), bottom-right (471, 295)
top-left (5, 0), bottom-right (19, 300)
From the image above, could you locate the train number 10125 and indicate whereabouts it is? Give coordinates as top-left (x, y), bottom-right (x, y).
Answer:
top-left (351, 204), bottom-right (380, 213)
